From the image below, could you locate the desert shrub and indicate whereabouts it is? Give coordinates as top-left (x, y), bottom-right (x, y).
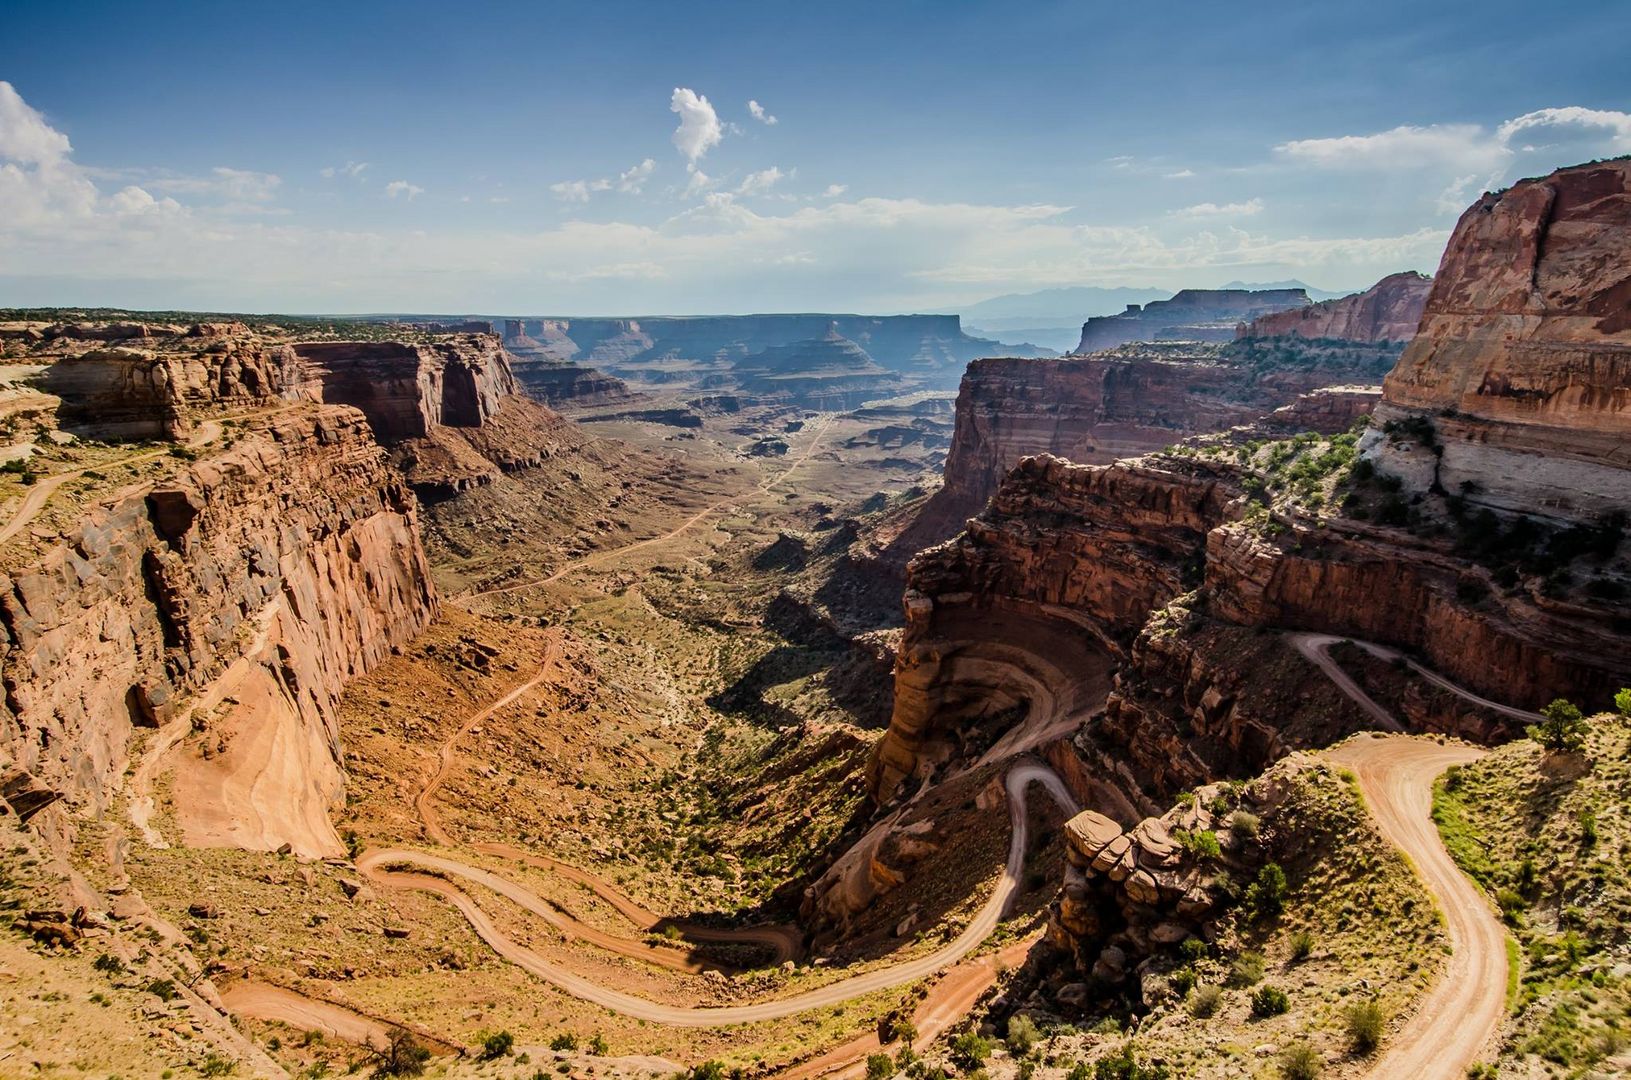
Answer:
top-left (93, 953), bottom-right (126, 974)
top-left (1528, 699), bottom-right (1587, 752)
top-left (1005, 1014), bottom-right (1041, 1055)
top-left (1250, 985), bottom-right (1290, 1017)
top-left (1093, 1048), bottom-right (1171, 1080)
top-left (1345, 1000), bottom-right (1386, 1053)
top-left (1289, 930), bottom-right (1315, 962)
top-left (866, 1053), bottom-right (895, 1080)
top-left (1496, 888), bottom-right (1527, 925)
top-left (1579, 808), bottom-right (1599, 848)
top-left (1175, 829), bottom-right (1222, 859)
top-left (1188, 984), bottom-right (1223, 1018)
top-left (1278, 1043), bottom-right (1321, 1079)
top-left (1169, 966), bottom-right (1196, 996)
top-left (1227, 951), bottom-right (1265, 988)
top-left (951, 1030), bottom-right (992, 1071)
top-left (199, 1055), bottom-right (237, 1077)
top-left (684, 1063), bottom-right (728, 1080)
top-left (1616, 688), bottom-right (1631, 718)
top-left (146, 978), bottom-right (179, 1002)
top-left (480, 1030), bottom-right (515, 1060)
top-left (367, 1029), bottom-right (431, 1077)
top-left (1178, 937), bottom-right (1209, 962)
top-left (1228, 811), bottom-right (1261, 841)
top-left (587, 1034), bottom-right (608, 1056)
top-left (550, 1032), bottom-right (577, 1051)
top-left (1246, 863), bottom-right (1289, 920)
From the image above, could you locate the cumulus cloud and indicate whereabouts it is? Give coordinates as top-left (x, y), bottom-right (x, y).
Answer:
top-left (320, 160), bottom-right (369, 180)
top-left (747, 99), bottom-right (778, 126)
top-left (0, 81), bottom-right (72, 166)
top-left (384, 180), bottom-right (424, 199)
top-left (683, 166), bottom-right (714, 197)
top-left (820, 183), bottom-right (847, 198)
top-left (670, 87), bottom-right (723, 163)
top-left (1171, 198), bottom-right (1263, 218)
top-left (617, 158), bottom-right (656, 193)
top-left (736, 166), bottom-right (789, 196)
top-left (1277, 106), bottom-right (1631, 184)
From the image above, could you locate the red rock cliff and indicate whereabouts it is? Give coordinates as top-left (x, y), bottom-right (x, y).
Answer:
top-left (1370, 159), bottom-right (1631, 520)
top-left (1237, 272), bottom-right (1431, 343)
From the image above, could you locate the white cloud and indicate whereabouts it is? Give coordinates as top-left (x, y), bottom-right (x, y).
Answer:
top-left (670, 87), bottom-right (723, 163)
top-left (617, 158), bottom-right (656, 193)
top-left (1171, 198), bottom-right (1264, 218)
top-left (821, 183), bottom-right (847, 198)
top-left (683, 165), bottom-right (713, 197)
top-left (747, 99), bottom-right (778, 126)
top-left (384, 180), bottom-right (424, 200)
top-left (320, 160), bottom-right (368, 180)
top-left (736, 166), bottom-right (789, 196)
top-left (1276, 106), bottom-right (1631, 190)
top-left (0, 81), bottom-right (71, 166)
top-left (1163, 169), bottom-right (1196, 180)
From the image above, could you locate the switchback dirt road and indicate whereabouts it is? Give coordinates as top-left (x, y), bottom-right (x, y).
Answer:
top-left (1328, 734), bottom-right (1505, 1080)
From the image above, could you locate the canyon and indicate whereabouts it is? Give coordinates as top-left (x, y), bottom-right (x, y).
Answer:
top-left (0, 158), bottom-right (1626, 1080)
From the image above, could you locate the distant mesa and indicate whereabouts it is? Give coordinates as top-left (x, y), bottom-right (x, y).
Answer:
top-left (1074, 288), bottom-right (1310, 353)
top-left (1237, 271), bottom-right (1432, 344)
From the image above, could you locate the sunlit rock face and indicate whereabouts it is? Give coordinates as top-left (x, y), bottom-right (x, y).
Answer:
top-left (1238, 272), bottom-right (1431, 343)
top-left (1367, 159), bottom-right (1631, 522)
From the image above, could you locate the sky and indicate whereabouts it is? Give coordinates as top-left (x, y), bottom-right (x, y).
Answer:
top-left (2, 0), bottom-right (1629, 316)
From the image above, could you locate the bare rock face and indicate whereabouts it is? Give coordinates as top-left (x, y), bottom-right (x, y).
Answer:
top-left (1369, 160), bottom-right (1631, 520)
top-left (1237, 272), bottom-right (1431, 343)
top-left (0, 407), bottom-right (436, 856)
top-left (898, 343), bottom-right (1392, 559)
top-left (293, 333), bottom-right (515, 440)
top-left (1076, 290), bottom-right (1309, 353)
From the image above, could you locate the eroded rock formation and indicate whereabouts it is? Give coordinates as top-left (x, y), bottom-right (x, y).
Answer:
top-left (0, 408), bottom-right (436, 856)
top-left (1237, 272), bottom-right (1431, 343)
top-left (1076, 289), bottom-right (1309, 353)
top-left (1368, 159), bottom-right (1631, 520)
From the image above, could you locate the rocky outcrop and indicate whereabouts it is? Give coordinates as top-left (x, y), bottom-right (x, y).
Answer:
top-left (1076, 290), bottom-right (1309, 353)
top-left (0, 407), bottom-right (436, 856)
top-left (1237, 272), bottom-right (1431, 343)
top-left (900, 343), bottom-right (1394, 557)
top-left (292, 334), bottom-right (514, 440)
top-left (733, 327), bottom-right (906, 409)
top-left (1368, 159), bottom-right (1631, 521)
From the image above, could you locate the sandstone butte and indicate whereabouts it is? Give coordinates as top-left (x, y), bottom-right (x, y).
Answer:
top-left (1236, 270), bottom-right (1433, 343)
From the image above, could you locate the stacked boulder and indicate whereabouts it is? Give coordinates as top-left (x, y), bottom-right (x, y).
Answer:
top-left (1045, 754), bottom-right (1314, 998)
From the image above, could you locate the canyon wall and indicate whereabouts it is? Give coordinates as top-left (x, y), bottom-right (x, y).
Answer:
top-left (503, 313), bottom-right (1049, 376)
top-left (1076, 289), bottom-right (1309, 353)
top-left (899, 342), bottom-right (1393, 556)
top-left (293, 334), bottom-right (516, 440)
top-left (1369, 159), bottom-right (1631, 520)
top-left (0, 408), bottom-right (436, 856)
top-left (1237, 271), bottom-right (1431, 343)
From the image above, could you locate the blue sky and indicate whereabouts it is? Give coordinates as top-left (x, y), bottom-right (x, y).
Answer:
top-left (2, 0), bottom-right (1628, 314)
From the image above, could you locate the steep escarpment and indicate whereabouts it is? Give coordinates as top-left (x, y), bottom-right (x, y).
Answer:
top-left (1076, 289), bottom-right (1309, 353)
top-left (0, 407), bottom-right (435, 857)
top-left (1237, 271), bottom-right (1431, 343)
top-left (292, 333), bottom-right (514, 439)
top-left (898, 340), bottom-right (1394, 557)
top-left (1369, 159), bottom-right (1631, 520)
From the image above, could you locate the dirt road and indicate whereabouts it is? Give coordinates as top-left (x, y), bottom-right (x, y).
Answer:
top-left (467, 413), bottom-right (835, 599)
top-left (357, 761), bottom-right (1077, 1025)
top-left (1328, 734), bottom-right (1504, 1080)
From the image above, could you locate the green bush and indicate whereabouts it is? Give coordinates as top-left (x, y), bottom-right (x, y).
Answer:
top-left (1093, 1048), bottom-right (1171, 1080)
top-left (1288, 930), bottom-right (1315, 962)
top-left (950, 1030), bottom-right (992, 1072)
top-left (1227, 951), bottom-right (1265, 988)
top-left (1527, 699), bottom-right (1588, 752)
top-left (587, 1034), bottom-right (608, 1056)
top-left (1175, 829), bottom-right (1222, 859)
top-left (550, 1032), bottom-right (577, 1052)
top-left (1246, 863), bottom-right (1289, 920)
top-left (866, 1053), bottom-right (895, 1080)
top-left (1615, 688), bottom-right (1631, 718)
top-left (367, 1029), bottom-right (431, 1077)
top-left (480, 1030), bottom-right (515, 1060)
top-left (1178, 937), bottom-right (1209, 962)
top-left (1227, 811), bottom-right (1261, 841)
top-left (1188, 984), bottom-right (1223, 1018)
top-left (1005, 1014), bottom-right (1041, 1055)
top-left (1278, 1043), bottom-right (1321, 1079)
top-left (1345, 1000), bottom-right (1386, 1053)
top-left (1250, 985), bottom-right (1289, 1017)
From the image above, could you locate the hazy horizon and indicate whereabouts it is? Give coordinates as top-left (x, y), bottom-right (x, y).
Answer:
top-left (3, 0), bottom-right (1629, 314)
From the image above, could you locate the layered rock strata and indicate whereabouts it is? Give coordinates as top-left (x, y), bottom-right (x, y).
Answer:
top-left (1237, 272), bottom-right (1431, 343)
top-left (0, 407), bottom-right (436, 856)
top-left (1367, 159), bottom-right (1631, 521)
top-left (1076, 289), bottom-right (1309, 353)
